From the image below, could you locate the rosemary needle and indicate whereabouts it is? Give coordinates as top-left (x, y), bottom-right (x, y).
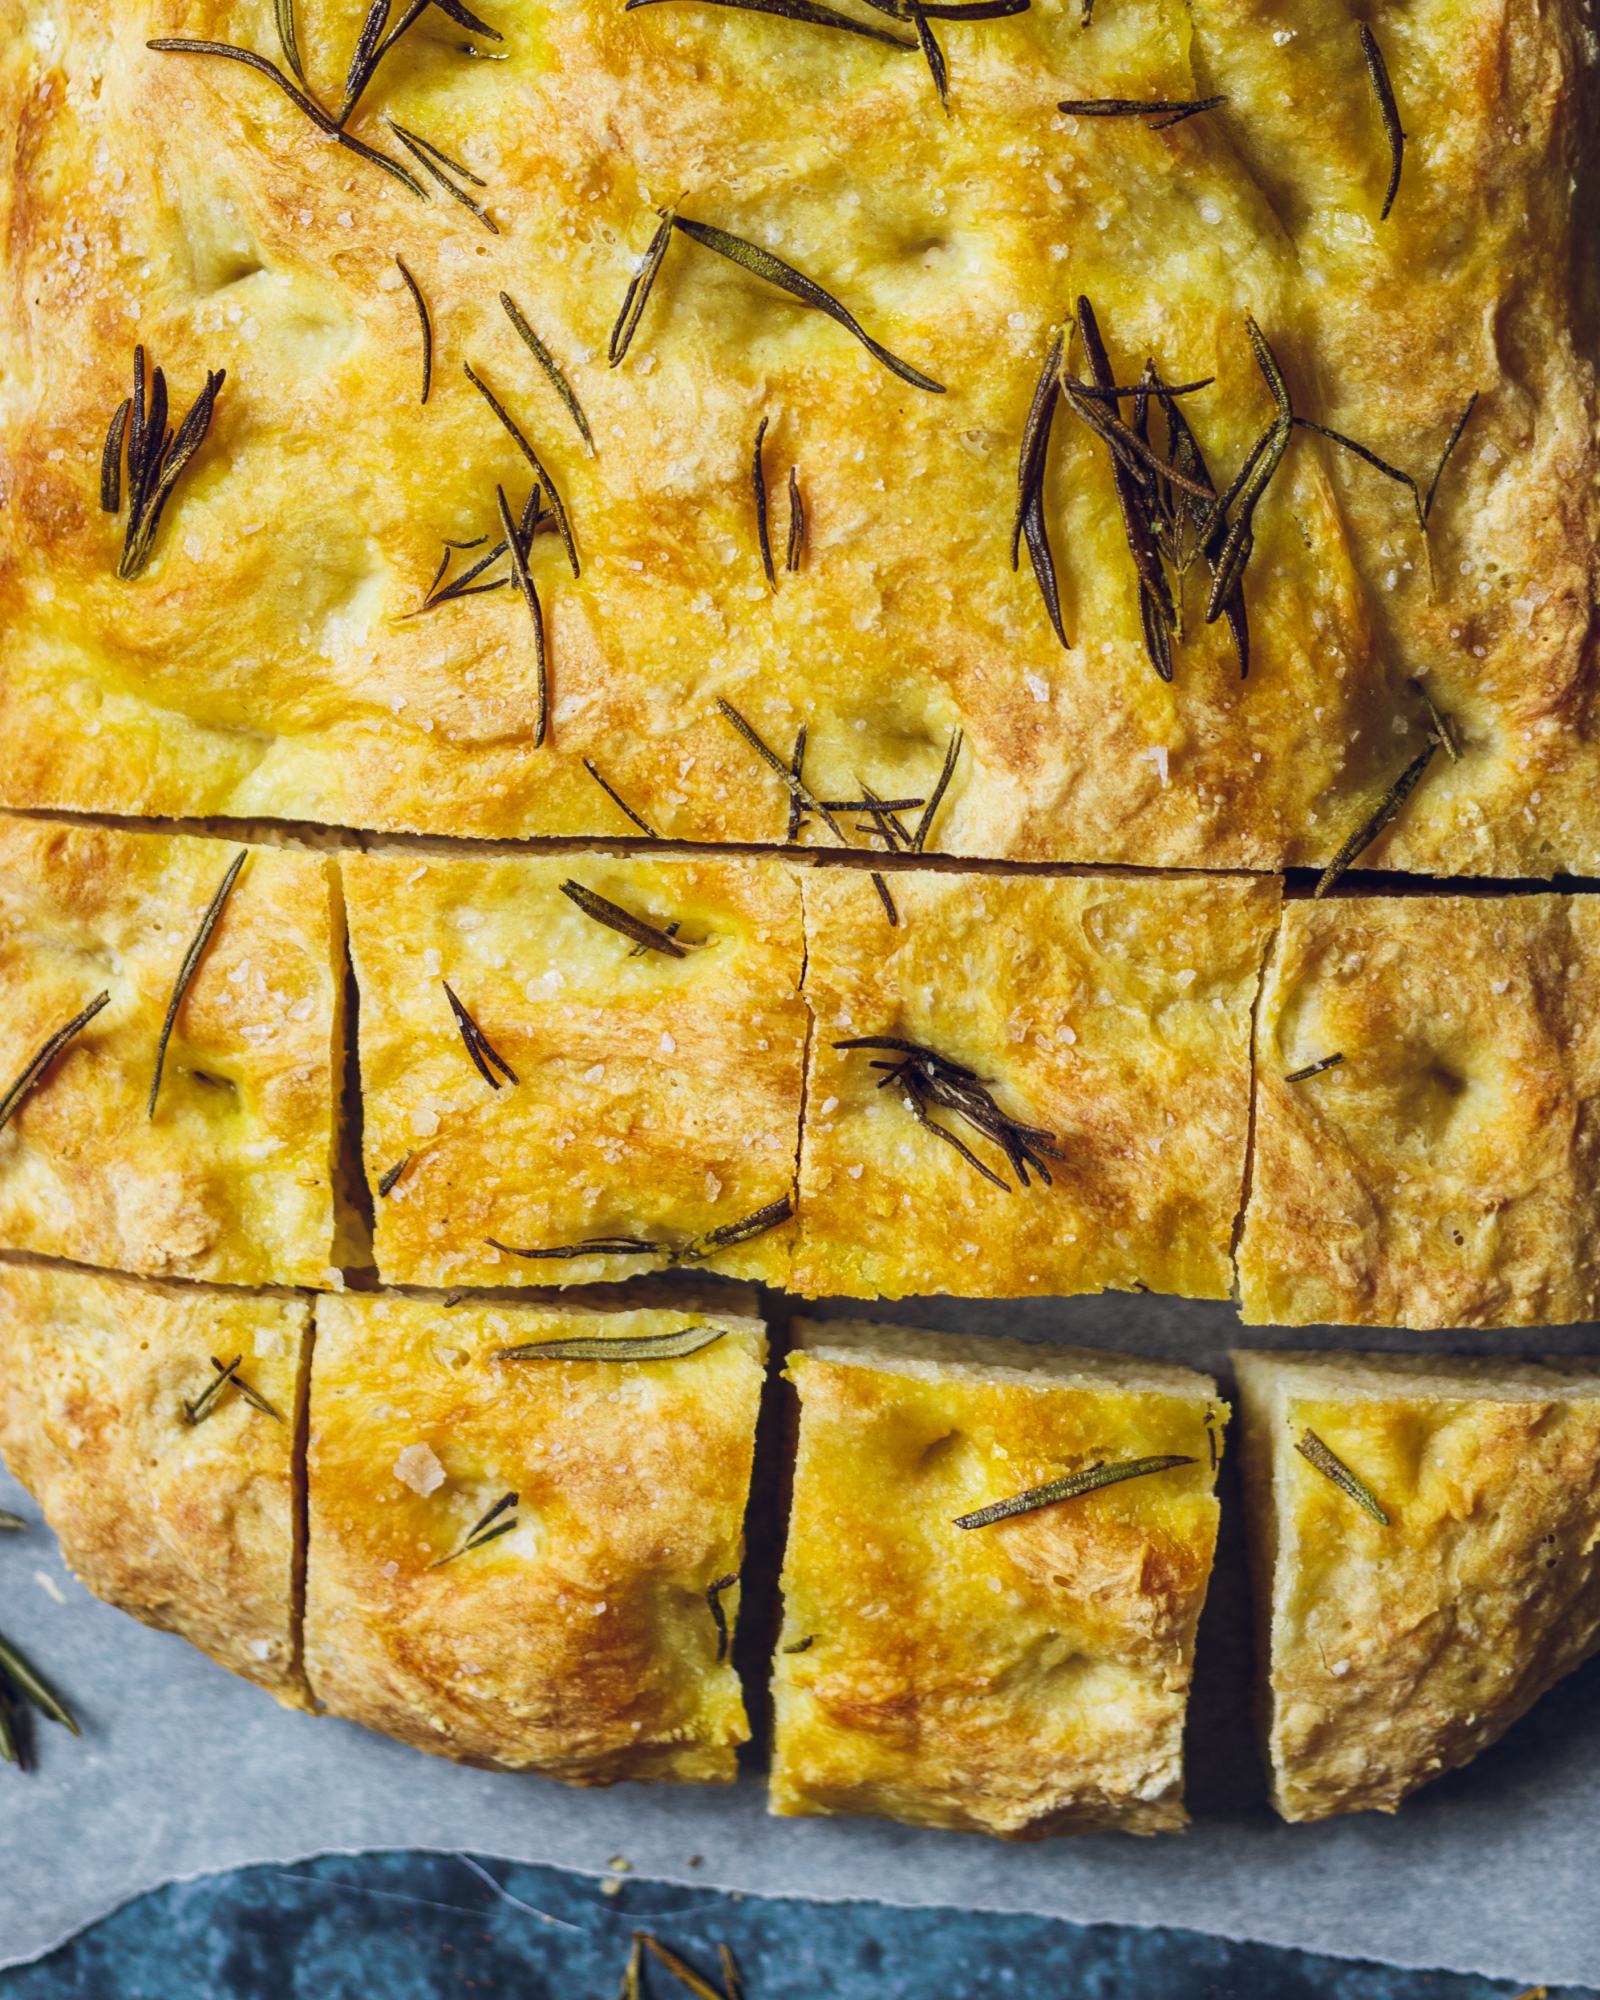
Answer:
top-left (954, 1454), bottom-right (1196, 1529)
top-left (1358, 22), bottom-right (1405, 221)
top-left (499, 291), bottom-right (594, 454)
top-left (0, 1633), bottom-right (80, 1734)
top-left (395, 258), bottom-right (433, 404)
top-left (785, 466), bottom-right (805, 571)
top-left (443, 980), bottom-right (520, 1088)
top-left (583, 759), bottom-right (659, 836)
top-left (1297, 1427), bottom-right (1389, 1525)
top-left (1057, 94), bottom-right (1226, 129)
top-left (495, 484), bottom-right (549, 747)
top-left (149, 850), bottom-right (248, 1120)
top-left (1314, 740), bottom-right (1436, 896)
top-left (0, 991), bottom-right (111, 1136)
top-left (637, 1935), bottom-right (729, 2000)
top-left (377, 1155), bottom-right (411, 1198)
top-left (1012, 324), bottom-right (1067, 648)
top-left (494, 1325), bottom-right (726, 1362)
top-left (388, 118), bottom-right (499, 232)
top-left (463, 363), bottom-right (580, 576)
top-left (560, 880), bottom-right (688, 958)
top-left (1284, 1053), bottom-right (1344, 1083)
top-left (624, 0), bottom-right (919, 45)
top-left (610, 208), bottom-right (677, 368)
top-left (752, 415), bottom-right (776, 590)
top-left (0, 1512), bottom-right (25, 1532)
top-left (706, 1573), bottom-right (738, 1661)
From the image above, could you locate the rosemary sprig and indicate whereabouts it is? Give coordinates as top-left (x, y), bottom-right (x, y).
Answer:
top-left (0, 991), bottom-right (111, 1137)
top-left (836, 1034), bottom-right (1063, 1190)
top-left (101, 346), bottom-right (226, 581)
top-left (1358, 22), bottom-right (1404, 221)
top-left (610, 207), bottom-right (677, 368)
top-left (954, 1453), bottom-right (1196, 1529)
top-left (395, 257), bottom-right (432, 404)
top-left (388, 118), bottom-right (499, 232)
top-left (494, 1324), bottom-right (727, 1361)
top-left (1285, 1053), bottom-right (1343, 1083)
top-left (463, 363), bottom-right (580, 575)
top-left (1011, 324), bottom-right (1068, 648)
top-left (431, 1491), bottom-right (519, 1568)
top-left (500, 292), bottom-right (594, 454)
top-left (489, 1194), bottom-right (793, 1268)
top-left (672, 215), bottom-right (945, 394)
top-left (0, 1633), bottom-right (80, 1737)
top-left (560, 880), bottom-right (688, 958)
top-left (706, 1572), bottom-right (738, 1661)
top-left (495, 484), bottom-right (549, 747)
top-left (377, 1155), bottom-right (411, 1197)
top-left (624, 0), bottom-right (918, 45)
top-left (443, 980), bottom-right (519, 1088)
top-left (785, 466), bottom-right (805, 571)
top-left (1296, 1427), bottom-right (1389, 1525)
top-left (148, 849), bottom-right (248, 1120)
top-left (583, 759), bottom-right (659, 836)
top-left (752, 415), bottom-right (776, 590)
top-left (183, 1354), bottom-right (284, 1426)
top-left (1057, 94), bottom-right (1226, 130)
top-left (1314, 740), bottom-right (1436, 897)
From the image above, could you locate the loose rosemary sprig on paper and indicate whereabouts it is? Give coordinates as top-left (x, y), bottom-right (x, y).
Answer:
top-left (835, 1035), bottom-right (1063, 1190)
top-left (706, 1573), bottom-right (738, 1661)
top-left (149, 849), bottom-right (248, 1120)
top-left (1057, 93), bottom-right (1226, 129)
top-left (953, 1453), bottom-right (1195, 1529)
top-left (560, 880), bottom-right (688, 957)
top-left (377, 1155), bottom-right (411, 1197)
top-left (0, 1511), bottom-right (81, 1770)
top-left (494, 1324), bottom-right (726, 1362)
top-left (0, 991), bottom-right (111, 1137)
top-left (1296, 1427), bottom-right (1389, 1525)
top-left (431, 1491), bottom-right (519, 1567)
top-left (182, 1354), bottom-right (285, 1426)
top-left (100, 346), bottom-right (226, 581)
top-left (1284, 1052), bottom-right (1343, 1083)
top-left (607, 210), bottom-right (944, 393)
top-left (443, 980), bottom-right (519, 1088)
top-left (487, 1194), bottom-right (793, 1268)
top-left (1358, 22), bottom-right (1405, 220)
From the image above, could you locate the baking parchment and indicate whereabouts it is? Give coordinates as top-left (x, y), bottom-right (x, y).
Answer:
top-left (3, 1288), bottom-right (1598, 1984)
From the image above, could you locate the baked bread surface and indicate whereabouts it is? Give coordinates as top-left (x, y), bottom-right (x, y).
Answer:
top-left (771, 1321), bottom-right (1225, 1835)
top-left (1235, 1348), bottom-right (1600, 1821)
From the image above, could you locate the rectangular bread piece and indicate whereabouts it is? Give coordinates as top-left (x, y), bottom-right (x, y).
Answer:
top-left (344, 849), bottom-right (805, 1291)
top-left (791, 868), bottom-right (1279, 1299)
top-left (1234, 1348), bottom-right (1600, 1821)
top-left (304, 1290), bottom-right (766, 1783)
top-left (1237, 894), bottom-right (1600, 1329)
top-left (0, 1260), bottom-right (310, 1705)
top-left (770, 1320), bottom-right (1226, 1836)
top-left (0, 815), bottom-right (347, 1287)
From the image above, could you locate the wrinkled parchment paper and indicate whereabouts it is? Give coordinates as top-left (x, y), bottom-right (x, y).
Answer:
top-left (3, 1290), bottom-right (1597, 1984)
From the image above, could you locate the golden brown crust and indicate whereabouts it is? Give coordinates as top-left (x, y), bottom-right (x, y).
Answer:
top-left (344, 849), bottom-right (806, 1290)
top-left (0, 814), bottom-right (345, 1286)
top-left (771, 1321), bottom-right (1225, 1836)
top-left (0, 0), bottom-right (1593, 869)
top-left (1238, 895), bottom-right (1600, 1329)
top-left (304, 1290), bottom-right (765, 1782)
top-left (0, 1260), bottom-right (310, 1704)
top-left (790, 868), bottom-right (1279, 1300)
top-left (1234, 1349), bottom-right (1600, 1821)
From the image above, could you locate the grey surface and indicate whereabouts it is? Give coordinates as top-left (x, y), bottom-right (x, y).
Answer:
top-left (3, 1288), bottom-right (1598, 1983)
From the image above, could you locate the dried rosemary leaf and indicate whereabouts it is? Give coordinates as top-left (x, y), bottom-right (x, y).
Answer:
top-left (715, 697), bottom-right (849, 843)
top-left (464, 363), bottom-right (579, 575)
top-left (782, 1634), bottom-right (815, 1653)
top-left (752, 415), bottom-right (776, 589)
top-left (1284, 1052), bottom-right (1343, 1083)
top-left (1421, 391), bottom-right (1480, 523)
top-left (689, 1192), bottom-right (794, 1252)
top-left (432, 1490), bottom-right (520, 1568)
top-left (389, 118), bottom-right (499, 232)
top-left (0, 1633), bottom-right (80, 1734)
top-left (786, 723), bottom-right (809, 841)
top-left (560, 879), bottom-right (687, 957)
top-left (183, 1354), bottom-right (282, 1425)
top-left (377, 1155), bottom-right (411, 1198)
top-left (148, 850), bottom-right (248, 1120)
top-left (395, 257), bottom-right (433, 404)
top-left (494, 1324), bottom-right (727, 1362)
top-left (610, 207), bottom-right (677, 367)
top-left (954, 1453), bottom-right (1196, 1529)
top-left (625, 0), bottom-right (919, 44)
top-left (1358, 22), bottom-right (1405, 221)
top-left (494, 483), bottom-right (548, 747)
top-left (1011, 325), bottom-right (1068, 648)
top-left (1314, 740), bottom-right (1436, 897)
top-left (1204, 315), bottom-right (1292, 625)
top-left (673, 215), bottom-right (945, 394)
top-left (706, 1572), bottom-right (738, 1661)
top-left (100, 397), bottom-right (129, 513)
top-left (583, 759), bottom-right (659, 836)
top-left (911, 727), bottom-right (963, 851)
top-left (500, 291), bottom-right (594, 454)
top-left (1057, 93), bottom-right (1226, 128)
top-left (1296, 1426), bottom-right (1390, 1524)
top-left (442, 979), bottom-right (520, 1088)
top-left (274, 0), bottom-right (306, 81)
top-left (785, 466), bottom-right (805, 571)
top-left (907, 2), bottom-right (949, 108)
top-left (0, 990), bottom-right (111, 1136)
top-left (487, 1195), bottom-right (791, 1267)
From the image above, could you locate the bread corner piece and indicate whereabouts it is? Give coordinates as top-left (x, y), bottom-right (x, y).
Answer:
top-left (305, 1290), bottom-right (766, 1783)
top-left (1234, 1348), bottom-right (1600, 1822)
top-left (0, 1260), bottom-right (311, 1706)
top-left (770, 1321), bottom-right (1225, 1837)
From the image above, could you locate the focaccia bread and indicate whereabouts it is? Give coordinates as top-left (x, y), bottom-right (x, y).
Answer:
top-left (305, 1289), bottom-right (765, 1782)
top-left (0, 1260), bottom-right (310, 1705)
top-left (0, 814), bottom-right (347, 1287)
top-left (790, 867), bottom-right (1279, 1299)
top-left (1237, 895), bottom-right (1600, 1330)
top-left (771, 1321), bottom-right (1225, 1837)
top-left (344, 849), bottom-right (805, 1290)
top-left (2, 0), bottom-right (1593, 871)
top-left (1234, 1348), bottom-right (1600, 1821)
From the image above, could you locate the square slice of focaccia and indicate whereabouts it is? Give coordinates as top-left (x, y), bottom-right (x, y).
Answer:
top-left (0, 815), bottom-right (346, 1287)
top-left (345, 849), bottom-right (806, 1291)
top-left (791, 868), bottom-right (1279, 1299)
top-left (1234, 1348), bottom-right (1600, 1822)
top-left (305, 1290), bottom-right (765, 1783)
top-left (1, 0), bottom-right (1592, 873)
top-left (0, 1260), bottom-right (310, 1705)
top-left (1238, 895), bottom-right (1600, 1329)
top-left (771, 1321), bottom-right (1225, 1837)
